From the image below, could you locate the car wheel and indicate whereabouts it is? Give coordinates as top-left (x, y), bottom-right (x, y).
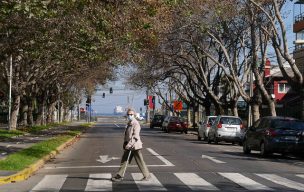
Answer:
top-left (184, 130), bottom-right (188, 134)
top-left (203, 133), bottom-right (207, 141)
top-left (260, 142), bottom-right (269, 157)
top-left (150, 125), bottom-right (153, 129)
top-left (243, 140), bottom-right (251, 154)
top-left (214, 135), bottom-right (218, 144)
top-left (207, 134), bottom-right (211, 144)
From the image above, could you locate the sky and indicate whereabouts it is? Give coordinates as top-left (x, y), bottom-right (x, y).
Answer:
top-left (82, 1), bottom-right (297, 114)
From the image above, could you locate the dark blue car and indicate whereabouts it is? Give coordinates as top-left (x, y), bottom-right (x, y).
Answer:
top-left (243, 116), bottom-right (304, 156)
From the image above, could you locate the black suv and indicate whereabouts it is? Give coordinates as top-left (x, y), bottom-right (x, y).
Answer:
top-left (150, 115), bottom-right (165, 129)
top-left (243, 116), bottom-right (304, 156)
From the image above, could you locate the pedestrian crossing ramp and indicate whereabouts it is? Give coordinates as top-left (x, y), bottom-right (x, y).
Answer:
top-left (30, 172), bottom-right (304, 191)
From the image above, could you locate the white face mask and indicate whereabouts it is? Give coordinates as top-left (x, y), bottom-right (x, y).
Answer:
top-left (127, 114), bottom-right (134, 121)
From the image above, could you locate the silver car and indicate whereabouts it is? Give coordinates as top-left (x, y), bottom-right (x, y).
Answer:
top-left (198, 116), bottom-right (216, 141)
top-left (208, 115), bottom-right (244, 145)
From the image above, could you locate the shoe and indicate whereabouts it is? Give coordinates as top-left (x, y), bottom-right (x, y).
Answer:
top-left (111, 175), bottom-right (123, 182)
top-left (140, 174), bottom-right (151, 181)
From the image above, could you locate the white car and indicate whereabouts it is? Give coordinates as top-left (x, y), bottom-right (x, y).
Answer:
top-left (135, 113), bottom-right (144, 121)
top-left (198, 116), bottom-right (216, 141)
top-left (208, 115), bottom-right (244, 145)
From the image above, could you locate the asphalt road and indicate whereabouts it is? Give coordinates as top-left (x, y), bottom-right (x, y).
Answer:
top-left (1, 116), bottom-right (304, 192)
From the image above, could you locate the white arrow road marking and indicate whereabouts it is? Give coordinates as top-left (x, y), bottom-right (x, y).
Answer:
top-left (201, 155), bottom-right (226, 164)
top-left (96, 155), bottom-right (119, 163)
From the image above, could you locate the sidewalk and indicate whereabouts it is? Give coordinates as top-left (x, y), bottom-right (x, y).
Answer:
top-left (0, 121), bottom-right (87, 182)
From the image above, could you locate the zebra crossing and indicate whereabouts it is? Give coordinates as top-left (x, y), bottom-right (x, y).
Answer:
top-left (29, 172), bottom-right (304, 191)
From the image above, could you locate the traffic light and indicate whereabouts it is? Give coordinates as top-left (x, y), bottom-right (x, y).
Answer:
top-left (86, 95), bottom-right (91, 104)
top-left (110, 87), bottom-right (113, 94)
top-left (102, 93), bottom-right (105, 98)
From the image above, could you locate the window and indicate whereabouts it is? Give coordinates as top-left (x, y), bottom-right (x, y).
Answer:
top-left (278, 83), bottom-right (290, 93)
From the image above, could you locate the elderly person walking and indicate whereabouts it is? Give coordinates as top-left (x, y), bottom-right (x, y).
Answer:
top-left (111, 109), bottom-right (150, 182)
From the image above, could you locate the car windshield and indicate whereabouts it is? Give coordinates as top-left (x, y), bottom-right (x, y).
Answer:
top-left (271, 120), bottom-right (304, 130)
top-left (220, 117), bottom-right (242, 125)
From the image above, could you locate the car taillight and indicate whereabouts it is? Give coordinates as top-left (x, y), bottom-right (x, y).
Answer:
top-left (217, 123), bottom-right (222, 128)
top-left (207, 123), bottom-right (211, 128)
top-left (240, 123), bottom-right (244, 129)
top-left (265, 128), bottom-right (276, 137)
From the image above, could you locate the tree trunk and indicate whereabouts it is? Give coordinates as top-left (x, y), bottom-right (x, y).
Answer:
top-left (47, 102), bottom-right (56, 123)
top-left (20, 104), bottom-right (28, 126)
top-left (252, 103), bottom-right (260, 123)
top-left (231, 103), bottom-right (238, 117)
top-left (187, 106), bottom-right (191, 127)
top-left (267, 99), bottom-right (276, 116)
top-left (10, 95), bottom-right (21, 130)
top-left (27, 98), bottom-right (34, 126)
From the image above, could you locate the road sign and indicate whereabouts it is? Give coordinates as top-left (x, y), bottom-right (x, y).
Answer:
top-left (173, 100), bottom-right (183, 111)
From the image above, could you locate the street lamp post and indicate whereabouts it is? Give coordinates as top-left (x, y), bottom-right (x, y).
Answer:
top-left (8, 54), bottom-right (12, 130)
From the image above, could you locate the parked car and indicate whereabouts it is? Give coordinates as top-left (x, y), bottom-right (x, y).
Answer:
top-left (198, 116), bottom-right (217, 141)
top-left (162, 116), bottom-right (188, 134)
top-left (150, 114), bottom-right (165, 128)
top-left (135, 113), bottom-right (145, 121)
top-left (242, 116), bottom-right (304, 156)
top-left (208, 115), bottom-right (244, 145)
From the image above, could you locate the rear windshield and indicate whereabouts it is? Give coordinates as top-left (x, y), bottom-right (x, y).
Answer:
top-left (271, 120), bottom-right (304, 130)
top-left (220, 117), bottom-right (242, 125)
top-left (154, 115), bottom-right (163, 120)
top-left (208, 117), bottom-right (216, 124)
top-left (170, 117), bottom-right (179, 122)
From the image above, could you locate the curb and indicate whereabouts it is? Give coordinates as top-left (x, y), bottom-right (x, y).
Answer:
top-left (0, 134), bottom-right (81, 185)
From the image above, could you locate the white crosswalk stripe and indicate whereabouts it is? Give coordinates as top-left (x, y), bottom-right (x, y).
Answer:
top-left (219, 172), bottom-right (273, 191)
top-left (30, 175), bottom-right (67, 192)
top-left (85, 173), bottom-right (112, 191)
top-left (174, 173), bottom-right (219, 191)
top-left (297, 174), bottom-right (304, 179)
top-left (29, 172), bottom-right (304, 191)
top-left (131, 173), bottom-right (167, 191)
top-left (256, 174), bottom-right (304, 191)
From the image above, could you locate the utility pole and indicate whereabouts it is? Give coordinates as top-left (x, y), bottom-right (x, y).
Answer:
top-left (8, 54), bottom-right (12, 130)
top-left (146, 89), bottom-right (150, 123)
top-left (248, 70), bottom-right (253, 127)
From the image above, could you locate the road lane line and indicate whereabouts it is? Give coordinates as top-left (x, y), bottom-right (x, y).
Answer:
top-left (220, 173), bottom-right (273, 191)
top-left (256, 174), bottom-right (304, 191)
top-left (147, 148), bottom-right (174, 166)
top-left (201, 155), bottom-right (226, 164)
top-left (174, 173), bottom-right (219, 191)
top-left (85, 173), bottom-right (112, 191)
top-left (30, 175), bottom-right (67, 192)
top-left (45, 164), bottom-right (175, 169)
top-left (114, 124), bottom-right (120, 127)
top-left (132, 173), bottom-right (167, 191)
